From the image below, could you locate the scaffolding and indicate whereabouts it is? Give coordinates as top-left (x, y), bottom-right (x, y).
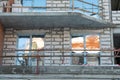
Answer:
top-left (0, 0), bottom-right (103, 17)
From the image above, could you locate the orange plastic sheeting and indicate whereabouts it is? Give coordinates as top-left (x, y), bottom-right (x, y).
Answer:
top-left (72, 35), bottom-right (100, 50)
top-left (86, 35), bottom-right (100, 50)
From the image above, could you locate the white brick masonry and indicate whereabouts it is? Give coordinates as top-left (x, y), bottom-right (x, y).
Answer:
top-left (99, 0), bottom-right (111, 21)
top-left (112, 11), bottom-right (120, 24)
top-left (3, 27), bottom-right (112, 66)
top-left (2, 28), bottom-right (16, 65)
top-left (46, 0), bottom-right (70, 11)
top-left (100, 28), bottom-right (112, 65)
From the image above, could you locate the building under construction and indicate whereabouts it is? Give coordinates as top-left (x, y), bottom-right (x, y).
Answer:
top-left (0, 0), bottom-right (120, 80)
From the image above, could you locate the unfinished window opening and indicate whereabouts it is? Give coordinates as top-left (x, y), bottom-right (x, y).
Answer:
top-left (71, 34), bottom-right (100, 65)
top-left (113, 34), bottom-right (120, 65)
top-left (22, 0), bottom-right (46, 12)
top-left (17, 35), bottom-right (44, 66)
top-left (111, 0), bottom-right (120, 11)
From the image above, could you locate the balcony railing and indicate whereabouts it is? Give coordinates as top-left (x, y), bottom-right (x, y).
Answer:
top-left (0, 0), bottom-right (103, 18)
top-left (0, 48), bottom-right (120, 74)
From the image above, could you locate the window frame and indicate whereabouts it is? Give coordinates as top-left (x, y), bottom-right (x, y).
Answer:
top-left (71, 34), bottom-right (101, 65)
top-left (16, 34), bottom-right (45, 66)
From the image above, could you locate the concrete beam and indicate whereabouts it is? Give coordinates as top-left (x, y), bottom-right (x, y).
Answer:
top-left (0, 12), bottom-right (115, 29)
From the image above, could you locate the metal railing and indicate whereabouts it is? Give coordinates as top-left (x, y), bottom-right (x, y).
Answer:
top-left (2, 48), bottom-right (120, 65)
top-left (0, 48), bottom-right (120, 74)
top-left (0, 0), bottom-right (103, 17)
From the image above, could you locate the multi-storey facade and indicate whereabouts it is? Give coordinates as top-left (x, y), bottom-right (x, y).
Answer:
top-left (0, 0), bottom-right (120, 80)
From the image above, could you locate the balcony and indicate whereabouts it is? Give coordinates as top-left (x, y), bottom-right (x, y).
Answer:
top-left (1, 49), bottom-right (120, 74)
top-left (0, 0), bottom-right (114, 29)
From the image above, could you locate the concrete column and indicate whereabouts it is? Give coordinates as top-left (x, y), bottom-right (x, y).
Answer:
top-left (0, 23), bottom-right (4, 65)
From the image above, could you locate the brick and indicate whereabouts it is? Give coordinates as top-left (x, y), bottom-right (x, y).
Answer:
top-left (6, 38), bottom-right (16, 42)
top-left (101, 42), bottom-right (111, 45)
top-left (53, 45), bottom-right (63, 49)
top-left (64, 45), bottom-right (70, 48)
top-left (64, 28), bottom-right (70, 30)
top-left (44, 60), bottom-right (51, 63)
top-left (4, 35), bottom-right (13, 38)
top-left (54, 38), bottom-right (63, 41)
top-left (52, 57), bottom-right (60, 60)
top-left (54, 53), bottom-right (62, 55)
top-left (5, 53), bottom-right (15, 56)
top-left (64, 38), bottom-right (70, 41)
top-left (64, 34), bottom-right (70, 37)
top-left (101, 35), bottom-right (110, 38)
top-left (7, 45), bottom-right (16, 49)
top-left (57, 32), bottom-right (63, 34)
top-left (45, 38), bottom-right (52, 41)
top-left (5, 31), bottom-right (13, 34)
top-left (64, 30), bottom-right (70, 33)
top-left (52, 35), bottom-right (60, 37)
top-left (52, 4), bottom-right (57, 7)
top-left (47, 4), bottom-right (52, 7)
top-left (53, 1), bottom-right (61, 4)
top-left (45, 34), bottom-right (51, 37)
top-left (57, 4), bottom-right (65, 7)
top-left (101, 38), bottom-right (110, 42)
top-left (52, 8), bottom-right (61, 11)
top-left (64, 59), bottom-right (71, 64)
top-left (44, 57), bottom-right (51, 60)
top-left (54, 60), bottom-right (62, 64)
top-left (46, 0), bottom-right (52, 3)
top-left (4, 42), bottom-right (13, 45)
top-left (104, 31), bottom-right (110, 34)
top-left (52, 42), bottom-right (60, 45)
top-left (63, 41), bottom-right (70, 44)
top-left (62, 1), bottom-right (70, 3)
top-left (101, 46), bottom-right (110, 49)
top-left (44, 52), bottom-right (52, 55)
top-left (45, 46), bottom-right (52, 49)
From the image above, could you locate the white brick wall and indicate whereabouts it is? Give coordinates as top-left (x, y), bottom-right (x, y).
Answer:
top-left (3, 27), bottom-right (112, 66)
top-left (100, 28), bottom-right (112, 65)
top-left (99, 0), bottom-right (111, 21)
top-left (46, 0), bottom-right (70, 11)
top-left (3, 28), bottom-right (16, 65)
top-left (112, 11), bottom-right (120, 24)
top-left (44, 27), bottom-right (71, 66)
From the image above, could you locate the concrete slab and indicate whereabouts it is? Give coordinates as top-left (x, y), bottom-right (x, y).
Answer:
top-left (0, 12), bottom-right (115, 29)
top-left (0, 74), bottom-right (119, 80)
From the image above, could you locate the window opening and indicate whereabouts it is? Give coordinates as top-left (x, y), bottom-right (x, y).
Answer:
top-left (17, 35), bottom-right (44, 66)
top-left (113, 34), bottom-right (120, 65)
top-left (72, 34), bottom-right (100, 65)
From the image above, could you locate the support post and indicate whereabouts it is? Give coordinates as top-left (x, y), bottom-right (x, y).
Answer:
top-left (0, 23), bottom-right (4, 65)
top-left (72, 0), bottom-right (74, 11)
top-left (36, 54), bottom-right (40, 74)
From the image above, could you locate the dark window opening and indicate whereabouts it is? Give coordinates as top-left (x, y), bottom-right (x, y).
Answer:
top-left (111, 0), bottom-right (120, 11)
top-left (113, 34), bottom-right (120, 65)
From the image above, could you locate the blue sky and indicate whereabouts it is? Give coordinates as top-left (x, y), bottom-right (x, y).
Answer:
top-left (23, 0), bottom-right (46, 6)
